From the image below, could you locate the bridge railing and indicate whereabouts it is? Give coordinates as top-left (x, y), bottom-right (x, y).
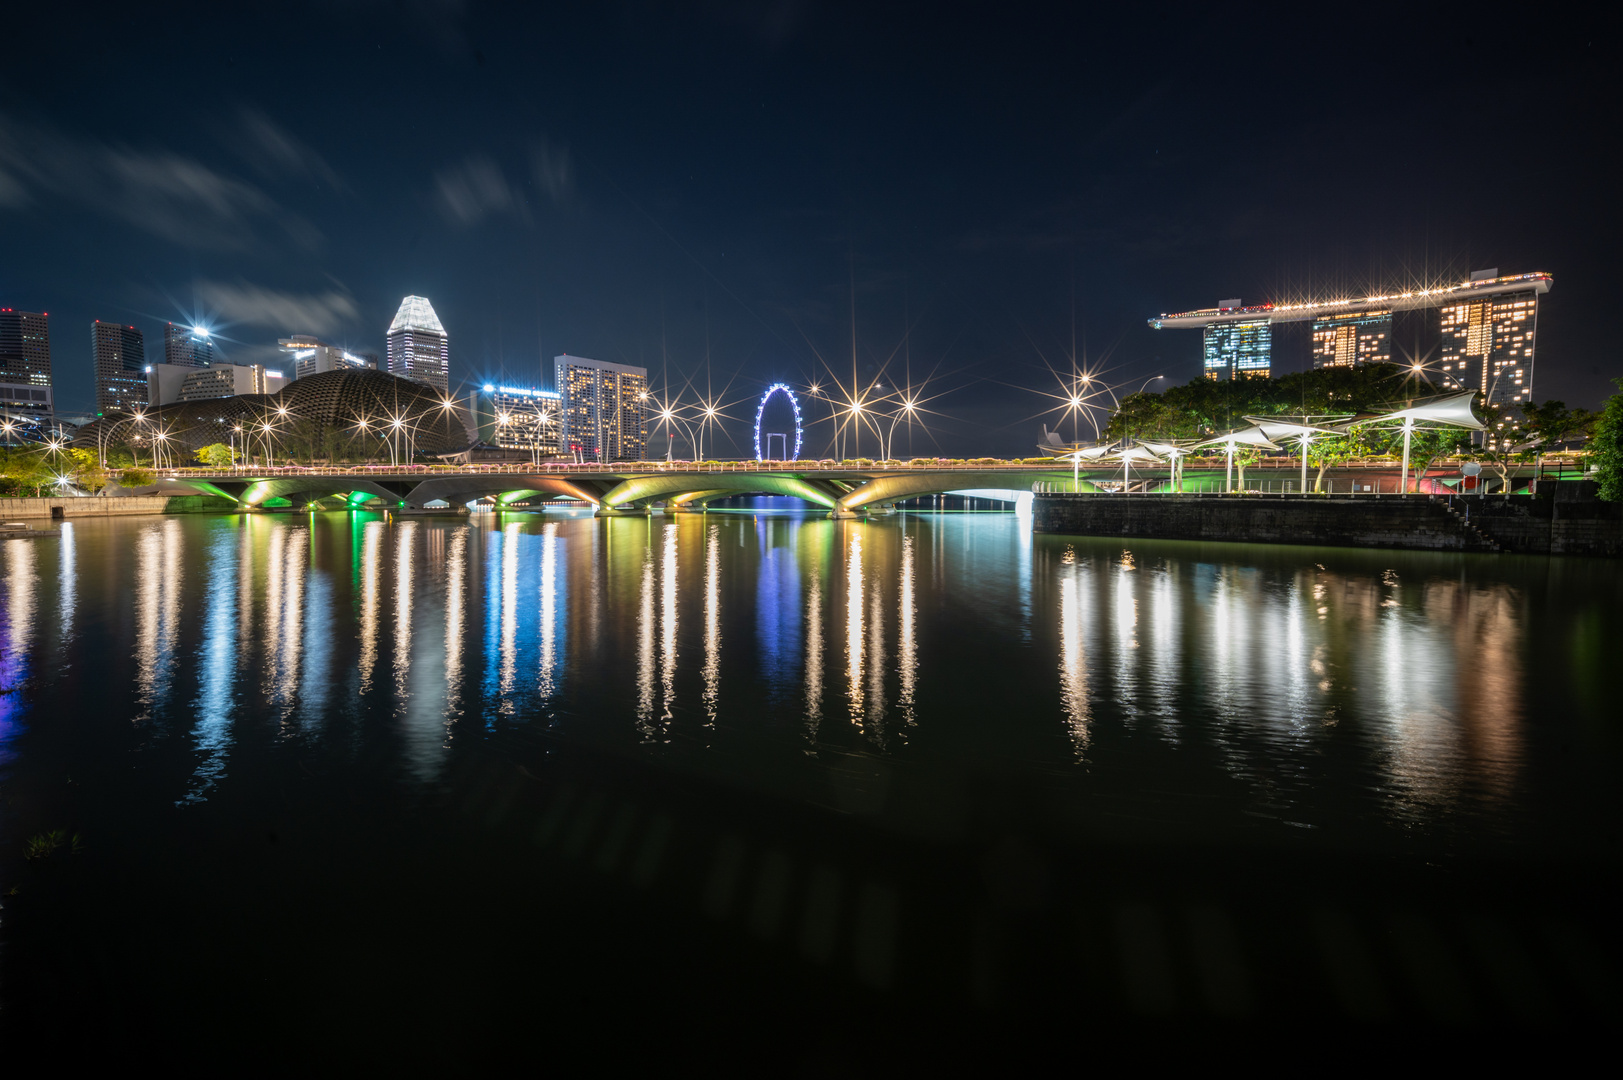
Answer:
top-left (111, 452), bottom-right (1587, 482)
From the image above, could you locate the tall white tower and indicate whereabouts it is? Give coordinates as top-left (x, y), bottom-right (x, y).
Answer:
top-left (386, 296), bottom-right (449, 392)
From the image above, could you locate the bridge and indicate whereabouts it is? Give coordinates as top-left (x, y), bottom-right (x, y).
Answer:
top-left (118, 452), bottom-right (1582, 515)
top-left (134, 461), bottom-right (1088, 518)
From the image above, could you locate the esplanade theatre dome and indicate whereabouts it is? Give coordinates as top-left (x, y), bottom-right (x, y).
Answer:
top-left (73, 369), bottom-right (470, 457)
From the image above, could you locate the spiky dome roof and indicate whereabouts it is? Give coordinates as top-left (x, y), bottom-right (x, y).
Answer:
top-left (72, 369), bottom-right (469, 455)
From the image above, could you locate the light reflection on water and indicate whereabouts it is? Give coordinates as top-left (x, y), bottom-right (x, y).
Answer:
top-left (0, 510), bottom-right (1617, 852)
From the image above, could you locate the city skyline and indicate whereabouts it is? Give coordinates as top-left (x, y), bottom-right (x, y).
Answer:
top-left (1, 7), bottom-right (1616, 456)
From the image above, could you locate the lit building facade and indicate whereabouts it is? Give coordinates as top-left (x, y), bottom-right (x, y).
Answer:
top-left (553, 354), bottom-right (647, 461)
top-left (93, 320), bottom-right (147, 415)
top-left (0, 308), bottom-right (53, 411)
top-left (1311, 310), bottom-right (1391, 368)
top-left (1202, 320), bottom-right (1271, 380)
top-left (386, 296), bottom-right (449, 392)
top-left (1151, 271), bottom-right (1552, 391)
top-left (148, 362), bottom-right (286, 406)
top-left (280, 335), bottom-right (377, 381)
top-left (163, 323), bottom-right (214, 367)
top-left (474, 384), bottom-right (562, 457)
top-left (1436, 273), bottom-right (1539, 405)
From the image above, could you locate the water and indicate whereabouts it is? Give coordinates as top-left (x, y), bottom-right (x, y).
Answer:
top-left (2, 509), bottom-right (1620, 1052)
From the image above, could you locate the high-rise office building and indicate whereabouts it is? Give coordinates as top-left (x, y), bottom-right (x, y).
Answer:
top-left (554, 354), bottom-right (648, 461)
top-left (280, 335), bottom-right (377, 381)
top-left (386, 296), bottom-right (449, 392)
top-left (1202, 319), bottom-right (1271, 380)
top-left (163, 323), bottom-right (214, 367)
top-left (0, 308), bottom-right (53, 411)
top-left (1311, 311), bottom-right (1391, 369)
top-left (93, 320), bottom-right (147, 415)
top-left (1436, 270), bottom-right (1539, 406)
top-left (473, 383), bottom-right (562, 456)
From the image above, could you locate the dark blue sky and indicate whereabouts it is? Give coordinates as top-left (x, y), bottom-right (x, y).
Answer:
top-left (2, 2), bottom-right (1615, 455)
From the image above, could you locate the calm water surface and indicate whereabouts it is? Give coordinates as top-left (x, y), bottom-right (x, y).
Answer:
top-left (2, 508), bottom-right (1619, 1049)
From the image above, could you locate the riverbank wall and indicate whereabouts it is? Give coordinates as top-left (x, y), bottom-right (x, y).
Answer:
top-left (1466, 486), bottom-right (1623, 556)
top-left (0, 495), bottom-right (236, 519)
top-left (1032, 492), bottom-right (1623, 556)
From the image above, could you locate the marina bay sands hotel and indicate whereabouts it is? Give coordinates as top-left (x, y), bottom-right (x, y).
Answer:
top-left (1149, 270), bottom-right (1552, 405)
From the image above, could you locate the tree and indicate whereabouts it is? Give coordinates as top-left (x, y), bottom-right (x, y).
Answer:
top-left (1591, 380), bottom-right (1623, 501)
top-left (195, 443), bottom-right (237, 468)
top-left (1305, 428), bottom-right (1376, 493)
top-left (64, 447), bottom-right (107, 493)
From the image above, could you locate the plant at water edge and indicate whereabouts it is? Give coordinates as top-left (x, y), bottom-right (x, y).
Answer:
top-left (23, 829), bottom-right (84, 861)
top-left (1590, 379), bottom-right (1623, 501)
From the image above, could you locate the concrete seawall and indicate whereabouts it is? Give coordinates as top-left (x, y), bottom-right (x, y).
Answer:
top-left (1467, 490), bottom-right (1623, 557)
top-left (0, 495), bottom-right (235, 519)
top-left (1033, 494), bottom-right (1508, 554)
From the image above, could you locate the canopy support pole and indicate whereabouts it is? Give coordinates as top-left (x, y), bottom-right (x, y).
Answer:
top-left (1401, 421), bottom-right (1413, 496)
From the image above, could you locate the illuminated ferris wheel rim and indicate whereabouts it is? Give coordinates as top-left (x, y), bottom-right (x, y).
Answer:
top-left (753, 383), bottom-right (803, 461)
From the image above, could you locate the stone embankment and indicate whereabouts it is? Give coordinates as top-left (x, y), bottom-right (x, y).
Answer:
top-left (1465, 484), bottom-right (1623, 556)
top-left (0, 495), bottom-right (234, 519)
top-left (1033, 490), bottom-right (1622, 557)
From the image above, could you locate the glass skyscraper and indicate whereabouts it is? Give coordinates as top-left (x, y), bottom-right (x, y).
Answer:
top-left (553, 354), bottom-right (648, 461)
top-left (1202, 320), bottom-right (1271, 380)
top-left (386, 296), bottom-right (450, 392)
top-left (1311, 311), bottom-right (1391, 368)
top-left (93, 320), bottom-right (147, 415)
top-left (0, 308), bottom-right (53, 411)
top-left (163, 323), bottom-right (214, 367)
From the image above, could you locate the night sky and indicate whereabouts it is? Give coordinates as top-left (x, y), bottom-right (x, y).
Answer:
top-left (2, 3), bottom-right (1616, 456)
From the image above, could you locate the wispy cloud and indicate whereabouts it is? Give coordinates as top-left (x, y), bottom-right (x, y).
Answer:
top-left (531, 138), bottom-right (574, 205)
top-left (0, 112), bottom-right (319, 250)
top-left (435, 156), bottom-right (529, 224)
top-left (195, 280), bottom-right (359, 336)
top-left (230, 109), bottom-right (347, 192)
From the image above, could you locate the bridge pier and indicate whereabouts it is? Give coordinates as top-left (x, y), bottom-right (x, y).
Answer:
top-left (594, 505), bottom-right (648, 518)
top-left (827, 507), bottom-right (860, 520)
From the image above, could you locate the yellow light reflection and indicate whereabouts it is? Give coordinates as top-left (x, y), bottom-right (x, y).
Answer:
top-left (845, 527), bottom-right (864, 726)
top-left (358, 520), bottom-right (382, 693)
top-left (898, 534), bottom-right (917, 728)
top-left (660, 522), bottom-right (678, 728)
top-left (636, 541), bottom-right (655, 738)
top-left (1057, 545), bottom-right (1090, 757)
top-left (538, 522), bottom-right (558, 703)
top-left (394, 520), bottom-right (416, 701)
top-left (703, 523), bottom-right (720, 727)
top-left (804, 563), bottom-right (823, 743)
top-left (444, 527), bottom-right (466, 733)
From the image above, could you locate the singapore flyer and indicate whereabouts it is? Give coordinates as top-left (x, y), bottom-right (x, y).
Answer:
top-left (752, 383), bottom-right (803, 461)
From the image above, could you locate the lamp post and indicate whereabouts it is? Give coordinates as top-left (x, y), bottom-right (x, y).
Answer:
top-left (882, 398), bottom-right (917, 461)
top-left (1400, 417), bottom-right (1414, 496)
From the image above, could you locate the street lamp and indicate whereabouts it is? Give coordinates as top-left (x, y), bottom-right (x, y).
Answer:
top-left (882, 398), bottom-right (918, 461)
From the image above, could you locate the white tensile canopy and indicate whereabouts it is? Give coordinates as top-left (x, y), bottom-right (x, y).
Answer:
top-left (1191, 425), bottom-right (1282, 451)
top-left (1191, 426), bottom-right (1281, 493)
top-left (1244, 416), bottom-right (1353, 495)
top-left (1355, 390), bottom-right (1485, 432)
top-left (1352, 390), bottom-right (1485, 495)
